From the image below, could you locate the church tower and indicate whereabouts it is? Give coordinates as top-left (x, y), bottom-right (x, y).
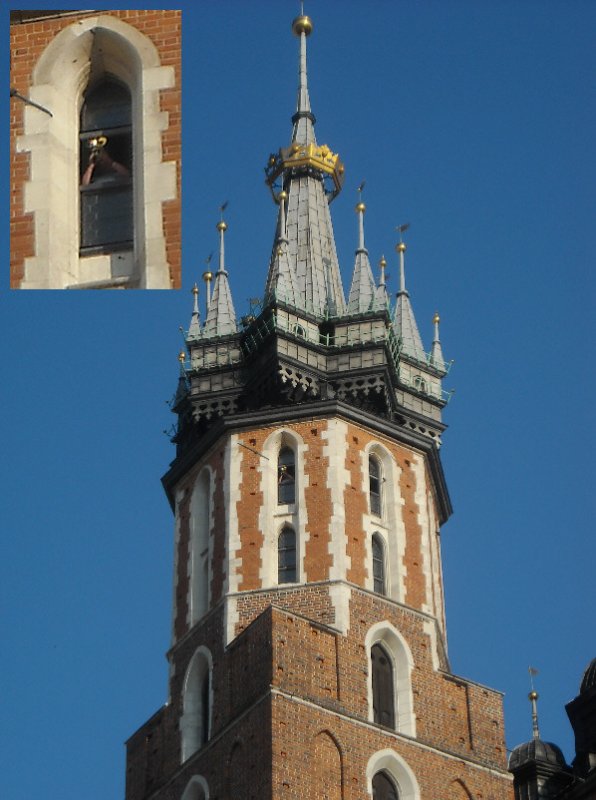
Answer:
top-left (125, 14), bottom-right (514, 800)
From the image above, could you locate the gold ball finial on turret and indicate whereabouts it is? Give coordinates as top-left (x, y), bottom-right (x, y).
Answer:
top-left (178, 351), bottom-right (186, 363)
top-left (202, 270), bottom-right (213, 283)
top-left (277, 190), bottom-right (288, 204)
top-left (192, 283), bottom-right (199, 296)
top-left (379, 255), bottom-right (387, 268)
top-left (396, 242), bottom-right (407, 253)
top-left (355, 202), bottom-right (366, 213)
top-left (216, 220), bottom-right (227, 232)
top-left (433, 311), bottom-right (440, 325)
top-left (529, 690), bottom-right (539, 701)
top-left (292, 14), bottom-right (313, 37)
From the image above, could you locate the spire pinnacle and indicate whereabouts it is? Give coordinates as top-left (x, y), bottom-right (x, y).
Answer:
top-left (291, 12), bottom-right (315, 144)
top-left (430, 311), bottom-right (445, 370)
top-left (347, 182), bottom-right (377, 314)
top-left (529, 691), bottom-right (541, 740)
top-left (203, 208), bottom-right (237, 338)
top-left (188, 283), bottom-right (202, 339)
top-left (392, 226), bottom-right (426, 362)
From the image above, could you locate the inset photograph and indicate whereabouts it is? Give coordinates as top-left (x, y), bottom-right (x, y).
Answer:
top-left (10, 9), bottom-right (181, 289)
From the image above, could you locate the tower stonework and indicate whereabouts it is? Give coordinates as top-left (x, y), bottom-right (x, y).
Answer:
top-left (125, 14), bottom-right (514, 800)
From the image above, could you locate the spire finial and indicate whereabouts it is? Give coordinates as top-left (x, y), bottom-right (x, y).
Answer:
top-left (216, 201), bottom-right (228, 273)
top-left (395, 222), bottom-right (410, 294)
top-left (202, 253), bottom-right (213, 314)
top-left (355, 181), bottom-right (366, 251)
top-left (379, 255), bottom-right (387, 288)
top-left (528, 667), bottom-right (540, 740)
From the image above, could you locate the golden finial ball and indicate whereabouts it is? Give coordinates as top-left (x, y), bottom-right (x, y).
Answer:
top-left (355, 202), bottom-right (366, 213)
top-left (379, 256), bottom-right (387, 268)
top-left (292, 14), bottom-right (313, 36)
top-left (178, 351), bottom-right (186, 363)
top-left (278, 190), bottom-right (288, 202)
top-left (528, 691), bottom-right (539, 701)
top-left (396, 242), bottom-right (407, 253)
top-left (192, 283), bottom-right (199, 295)
top-left (216, 220), bottom-right (227, 232)
top-left (433, 312), bottom-right (440, 324)
top-left (202, 271), bottom-right (213, 282)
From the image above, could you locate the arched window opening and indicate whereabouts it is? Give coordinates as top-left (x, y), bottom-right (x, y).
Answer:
top-left (278, 525), bottom-right (297, 583)
top-left (373, 771), bottom-right (399, 800)
top-left (278, 446), bottom-right (296, 504)
top-left (181, 776), bottom-right (209, 800)
top-left (79, 78), bottom-right (133, 253)
top-left (372, 643), bottom-right (395, 729)
top-left (180, 649), bottom-right (212, 762)
top-left (369, 455), bottom-right (382, 516)
top-left (372, 534), bottom-right (386, 595)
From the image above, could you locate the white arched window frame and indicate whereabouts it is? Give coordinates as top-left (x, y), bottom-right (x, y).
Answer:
top-left (181, 775), bottom-right (209, 800)
top-left (16, 14), bottom-right (176, 288)
top-left (180, 647), bottom-right (213, 763)
top-left (365, 622), bottom-right (416, 737)
top-left (259, 429), bottom-right (305, 587)
top-left (189, 467), bottom-right (213, 625)
top-left (363, 444), bottom-right (403, 601)
top-left (366, 750), bottom-right (420, 800)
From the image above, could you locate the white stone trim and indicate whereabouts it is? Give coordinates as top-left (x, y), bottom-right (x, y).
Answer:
top-left (365, 620), bottom-right (416, 737)
top-left (321, 420), bottom-right (351, 581)
top-left (412, 454), bottom-right (432, 615)
top-left (17, 14), bottom-right (176, 288)
top-left (366, 749), bottom-right (420, 800)
top-left (225, 436), bottom-right (239, 595)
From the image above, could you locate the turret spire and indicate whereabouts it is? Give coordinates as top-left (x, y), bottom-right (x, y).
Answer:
top-left (375, 254), bottom-right (390, 308)
top-left (529, 690), bottom-right (541, 740)
top-left (393, 226), bottom-right (426, 362)
top-left (430, 312), bottom-right (445, 370)
top-left (203, 209), bottom-right (237, 338)
top-left (187, 282), bottom-right (201, 339)
top-left (347, 183), bottom-right (377, 314)
top-left (265, 190), bottom-right (299, 305)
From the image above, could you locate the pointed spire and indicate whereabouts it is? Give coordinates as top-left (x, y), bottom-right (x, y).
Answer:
top-left (430, 312), bottom-right (445, 370)
top-left (347, 185), bottom-right (376, 314)
top-left (187, 283), bottom-right (202, 339)
top-left (529, 691), bottom-right (541, 740)
top-left (291, 12), bottom-right (316, 145)
top-left (374, 254), bottom-right (390, 308)
top-left (262, 11), bottom-right (346, 318)
top-left (393, 229), bottom-right (426, 362)
top-left (202, 252), bottom-right (214, 317)
top-left (203, 211), bottom-right (237, 338)
top-left (265, 190), bottom-right (299, 305)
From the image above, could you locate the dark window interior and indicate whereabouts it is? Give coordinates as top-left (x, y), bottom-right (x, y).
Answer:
top-left (372, 535), bottom-right (386, 595)
top-left (369, 456), bottom-right (381, 516)
top-left (372, 771), bottom-right (399, 800)
top-left (278, 446), bottom-right (296, 504)
top-left (372, 643), bottom-right (395, 728)
top-left (80, 78), bottom-right (133, 253)
top-left (278, 526), bottom-right (296, 583)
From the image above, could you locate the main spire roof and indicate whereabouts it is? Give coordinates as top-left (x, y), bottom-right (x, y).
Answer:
top-left (264, 14), bottom-right (346, 318)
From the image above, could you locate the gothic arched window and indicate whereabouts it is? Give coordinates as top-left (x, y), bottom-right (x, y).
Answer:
top-left (278, 446), bottom-right (296, 504)
top-left (372, 771), bottom-right (399, 800)
top-left (371, 642), bottom-right (395, 728)
top-left (369, 455), bottom-right (381, 516)
top-left (180, 648), bottom-right (212, 762)
top-left (278, 525), bottom-right (297, 583)
top-left (372, 533), bottom-right (386, 595)
top-left (79, 78), bottom-right (133, 253)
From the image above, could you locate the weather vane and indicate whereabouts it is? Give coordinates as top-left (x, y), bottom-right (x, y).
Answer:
top-left (396, 222), bottom-right (410, 242)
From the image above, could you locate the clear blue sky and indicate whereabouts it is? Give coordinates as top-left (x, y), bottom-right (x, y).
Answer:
top-left (2, 2), bottom-right (595, 798)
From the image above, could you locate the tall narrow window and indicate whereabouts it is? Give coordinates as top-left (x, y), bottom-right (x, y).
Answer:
top-left (278, 446), bottom-right (296, 504)
top-left (278, 525), bottom-right (296, 583)
top-left (369, 455), bottom-right (381, 516)
top-left (79, 78), bottom-right (133, 253)
top-left (372, 534), bottom-right (386, 595)
top-left (181, 649), bottom-right (211, 762)
top-left (371, 643), bottom-right (395, 728)
top-left (373, 771), bottom-right (399, 800)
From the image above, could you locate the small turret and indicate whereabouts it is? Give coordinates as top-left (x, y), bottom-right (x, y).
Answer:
top-left (203, 212), bottom-right (237, 338)
top-left (347, 186), bottom-right (377, 314)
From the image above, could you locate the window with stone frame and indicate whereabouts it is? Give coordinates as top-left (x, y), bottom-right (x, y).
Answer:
top-left (79, 78), bottom-right (133, 253)
top-left (371, 642), bottom-right (395, 728)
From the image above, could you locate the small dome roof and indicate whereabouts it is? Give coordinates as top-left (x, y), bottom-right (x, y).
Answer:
top-left (509, 739), bottom-right (567, 771)
top-left (580, 658), bottom-right (596, 694)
